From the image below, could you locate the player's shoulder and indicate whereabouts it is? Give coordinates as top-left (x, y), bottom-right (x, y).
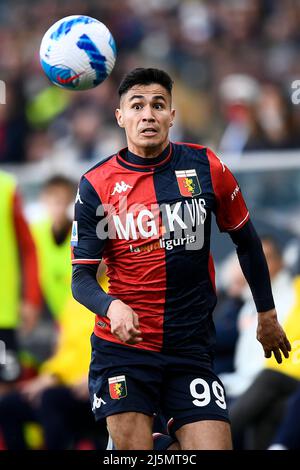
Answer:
top-left (173, 141), bottom-right (219, 164)
top-left (174, 141), bottom-right (207, 152)
top-left (76, 153), bottom-right (117, 201)
top-left (79, 152), bottom-right (122, 193)
top-left (83, 153), bottom-right (117, 180)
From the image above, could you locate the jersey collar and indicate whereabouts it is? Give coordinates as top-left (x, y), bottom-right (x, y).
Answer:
top-left (116, 142), bottom-right (172, 172)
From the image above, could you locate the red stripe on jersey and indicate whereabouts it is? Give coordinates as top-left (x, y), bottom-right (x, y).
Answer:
top-left (71, 259), bottom-right (100, 265)
top-left (206, 148), bottom-right (249, 232)
top-left (208, 253), bottom-right (216, 293)
top-left (85, 161), bottom-right (166, 352)
top-left (71, 243), bottom-right (100, 265)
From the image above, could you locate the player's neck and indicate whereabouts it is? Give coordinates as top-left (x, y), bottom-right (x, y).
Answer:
top-left (127, 141), bottom-right (170, 159)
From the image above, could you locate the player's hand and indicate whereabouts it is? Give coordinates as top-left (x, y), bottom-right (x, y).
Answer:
top-left (19, 374), bottom-right (58, 403)
top-left (19, 301), bottom-right (40, 334)
top-left (256, 308), bottom-right (291, 364)
top-left (107, 300), bottom-right (143, 345)
top-left (71, 378), bottom-right (89, 401)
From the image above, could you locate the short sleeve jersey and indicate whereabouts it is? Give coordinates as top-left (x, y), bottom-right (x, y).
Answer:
top-left (72, 142), bottom-right (249, 354)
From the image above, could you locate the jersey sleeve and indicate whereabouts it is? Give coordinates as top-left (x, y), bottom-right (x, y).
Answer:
top-left (207, 148), bottom-right (250, 232)
top-left (71, 176), bottom-right (106, 265)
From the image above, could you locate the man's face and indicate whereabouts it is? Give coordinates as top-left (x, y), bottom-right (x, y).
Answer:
top-left (41, 185), bottom-right (74, 226)
top-left (115, 84), bottom-right (175, 157)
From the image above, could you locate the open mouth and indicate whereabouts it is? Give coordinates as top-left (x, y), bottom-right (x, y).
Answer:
top-left (141, 128), bottom-right (158, 136)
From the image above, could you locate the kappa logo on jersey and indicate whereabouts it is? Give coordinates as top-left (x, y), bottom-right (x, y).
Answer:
top-left (108, 375), bottom-right (127, 399)
top-left (92, 393), bottom-right (106, 411)
top-left (75, 189), bottom-right (83, 204)
top-left (175, 170), bottom-right (201, 197)
top-left (71, 221), bottom-right (78, 246)
top-left (111, 181), bottom-right (133, 195)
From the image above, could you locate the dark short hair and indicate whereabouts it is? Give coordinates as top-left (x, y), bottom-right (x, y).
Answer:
top-left (42, 175), bottom-right (76, 194)
top-left (118, 68), bottom-right (173, 97)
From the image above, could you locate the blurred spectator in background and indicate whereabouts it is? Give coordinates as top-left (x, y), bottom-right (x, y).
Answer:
top-left (18, 175), bottom-right (77, 366)
top-left (51, 103), bottom-right (125, 169)
top-left (0, 274), bottom-right (109, 450)
top-left (268, 383), bottom-right (300, 450)
top-left (1, 0), bottom-right (300, 165)
top-left (213, 253), bottom-right (246, 374)
top-left (256, 82), bottom-right (300, 150)
top-left (220, 236), bottom-right (294, 399)
top-left (0, 80), bottom-right (28, 163)
top-left (31, 175), bottom-right (76, 320)
top-left (218, 74), bottom-right (269, 154)
top-left (230, 270), bottom-right (300, 449)
top-left (0, 170), bottom-right (41, 389)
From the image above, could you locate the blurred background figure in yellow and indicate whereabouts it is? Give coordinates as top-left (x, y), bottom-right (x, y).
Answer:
top-left (18, 175), bottom-right (77, 376)
top-left (229, 269), bottom-right (300, 449)
top-left (220, 236), bottom-right (294, 401)
top-left (31, 175), bottom-right (76, 320)
top-left (0, 170), bottom-right (41, 391)
top-left (0, 280), bottom-right (109, 450)
top-left (0, 170), bottom-right (110, 449)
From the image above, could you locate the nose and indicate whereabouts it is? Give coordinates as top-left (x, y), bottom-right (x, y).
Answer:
top-left (141, 104), bottom-right (155, 122)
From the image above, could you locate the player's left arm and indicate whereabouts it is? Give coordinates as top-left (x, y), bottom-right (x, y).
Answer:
top-left (229, 221), bottom-right (291, 363)
top-left (207, 148), bottom-right (291, 363)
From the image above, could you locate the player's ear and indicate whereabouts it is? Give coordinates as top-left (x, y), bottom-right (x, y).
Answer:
top-left (169, 108), bottom-right (176, 127)
top-left (115, 108), bottom-right (124, 128)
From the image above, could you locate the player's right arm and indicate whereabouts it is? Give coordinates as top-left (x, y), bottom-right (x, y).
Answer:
top-left (207, 148), bottom-right (291, 363)
top-left (71, 176), bottom-right (142, 344)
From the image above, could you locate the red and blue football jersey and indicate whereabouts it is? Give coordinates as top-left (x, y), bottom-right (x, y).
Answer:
top-left (72, 142), bottom-right (249, 353)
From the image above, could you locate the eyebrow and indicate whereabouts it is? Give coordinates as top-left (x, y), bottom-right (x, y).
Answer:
top-left (128, 94), bottom-right (167, 102)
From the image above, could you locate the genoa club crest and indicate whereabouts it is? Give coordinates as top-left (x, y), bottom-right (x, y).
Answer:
top-left (108, 375), bottom-right (127, 399)
top-left (175, 169), bottom-right (201, 197)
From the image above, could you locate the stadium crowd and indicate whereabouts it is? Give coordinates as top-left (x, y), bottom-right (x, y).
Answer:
top-left (1, 0), bottom-right (300, 166)
top-left (0, 0), bottom-right (300, 450)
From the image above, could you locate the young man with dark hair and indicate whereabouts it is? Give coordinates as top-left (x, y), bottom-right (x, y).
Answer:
top-left (72, 68), bottom-right (290, 450)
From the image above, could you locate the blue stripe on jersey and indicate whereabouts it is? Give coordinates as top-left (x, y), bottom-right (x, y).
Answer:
top-left (73, 176), bottom-right (105, 262)
top-left (153, 143), bottom-right (217, 354)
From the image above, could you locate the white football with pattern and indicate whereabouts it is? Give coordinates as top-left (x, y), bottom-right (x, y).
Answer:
top-left (40, 15), bottom-right (116, 90)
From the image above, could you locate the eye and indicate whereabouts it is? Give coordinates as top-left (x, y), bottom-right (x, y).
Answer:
top-left (132, 103), bottom-right (142, 110)
top-left (154, 103), bottom-right (164, 109)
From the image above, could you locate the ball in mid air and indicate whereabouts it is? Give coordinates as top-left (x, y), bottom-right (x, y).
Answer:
top-left (40, 15), bottom-right (116, 91)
